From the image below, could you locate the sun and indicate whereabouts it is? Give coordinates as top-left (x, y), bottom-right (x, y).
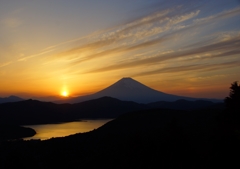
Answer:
top-left (61, 91), bottom-right (69, 97)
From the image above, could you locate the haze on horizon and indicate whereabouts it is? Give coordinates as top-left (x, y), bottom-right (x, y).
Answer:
top-left (0, 0), bottom-right (239, 99)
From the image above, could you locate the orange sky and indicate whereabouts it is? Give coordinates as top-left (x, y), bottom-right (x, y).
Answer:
top-left (0, 0), bottom-right (240, 99)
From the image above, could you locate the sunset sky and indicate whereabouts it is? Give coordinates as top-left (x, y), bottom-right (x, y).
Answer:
top-left (0, 0), bottom-right (240, 99)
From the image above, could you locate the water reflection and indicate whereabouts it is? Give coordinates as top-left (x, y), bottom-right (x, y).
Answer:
top-left (24, 119), bottom-right (112, 140)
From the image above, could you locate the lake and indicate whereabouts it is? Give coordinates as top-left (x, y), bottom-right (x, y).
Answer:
top-left (24, 119), bottom-right (112, 140)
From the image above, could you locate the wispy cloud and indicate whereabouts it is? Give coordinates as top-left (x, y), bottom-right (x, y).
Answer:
top-left (133, 61), bottom-right (240, 77)
top-left (86, 34), bottom-right (240, 73)
top-left (194, 6), bottom-right (240, 24)
top-left (33, 1), bottom-right (240, 81)
top-left (48, 4), bottom-right (240, 71)
top-left (51, 6), bottom-right (201, 63)
top-left (0, 62), bottom-right (11, 68)
top-left (70, 35), bottom-right (172, 65)
top-left (18, 48), bottom-right (55, 61)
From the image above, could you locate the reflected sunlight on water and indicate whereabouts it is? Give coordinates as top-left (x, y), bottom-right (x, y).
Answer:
top-left (24, 119), bottom-right (112, 140)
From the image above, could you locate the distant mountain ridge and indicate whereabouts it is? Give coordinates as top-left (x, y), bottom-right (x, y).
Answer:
top-left (59, 77), bottom-right (222, 104)
top-left (0, 97), bottom-right (147, 125)
top-left (0, 96), bottom-right (224, 125)
top-left (0, 95), bottom-right (24, 104)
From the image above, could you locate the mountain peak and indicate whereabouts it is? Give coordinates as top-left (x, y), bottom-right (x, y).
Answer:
top-left (113, 77), bottom-right (148, 90)
top-left (8, 95), bottom-right (21, 99)
top-left (121, 77), bottom-right (133, 80)
top-left (119, 77), bottom-right (136, 83)
top-left (65, 77), bottom-right (197, 104)
top-left (0, 95), bottom-right (24, 104)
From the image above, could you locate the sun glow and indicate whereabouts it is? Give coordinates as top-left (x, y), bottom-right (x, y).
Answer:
top-left (61, 91), bottom-right (69, 97)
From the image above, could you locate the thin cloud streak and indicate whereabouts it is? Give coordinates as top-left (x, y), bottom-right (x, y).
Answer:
top-left (52, 4), bottom-right (240, 69)
top-left (18, 49), bottom-right (55, 61)
top-left (210, 49), bottom-right (240, 58)
top-left (133, 61), bottom-right (240, 77)
top-left (194, 6), bottom-right (240, 24)
top-left (0, 62), bottom-right (12, 68)
top-left (52, 6), bottom-right (201, 63)
top-left (71, 35), bottom-right (171, 65)
top-left (86, 34), bottom-right (240, 73)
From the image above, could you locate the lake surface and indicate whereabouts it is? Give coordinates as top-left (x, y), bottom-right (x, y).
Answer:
top-left (24, 119), bottom-right (112, 140)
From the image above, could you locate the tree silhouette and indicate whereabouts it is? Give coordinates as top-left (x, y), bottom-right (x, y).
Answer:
top-left (224, 81), bottom-right (240, 113)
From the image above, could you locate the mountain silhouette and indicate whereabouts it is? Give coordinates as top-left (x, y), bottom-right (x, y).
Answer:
top-left (0, 125), bottom-right (36, 140)
top-left (147, 99), bottom-right (224, 110)
top-left (62, 77), bottom-right (219, 104)
top-left (0, 95), bottom-right (24, 104)
top-left (0, 96), bottom-right (223, 125)
top-left (0, 97), bottom-right (147, 125)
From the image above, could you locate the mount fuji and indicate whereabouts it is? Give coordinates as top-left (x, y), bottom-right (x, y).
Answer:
top-left (62, 77), bottom-right (218, 104)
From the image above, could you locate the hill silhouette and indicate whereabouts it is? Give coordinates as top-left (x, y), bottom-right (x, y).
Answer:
top-left (0, 96), bottom-right (24, 104)
top-left (0, 97), bottom-right (223, 125)
top-left (148, 99), bottom-right (225, 110)
top-left (0, 99), bottom-right (72, 125)
top-left (0, 125), bottom-right (36, 140)
top-left (0, 97), bottom-right (147, 125)
top-left (0, 108), bottom-right (238, 168)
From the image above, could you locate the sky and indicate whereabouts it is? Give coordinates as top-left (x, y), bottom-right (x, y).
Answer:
top-left (0, 0), bottom-right (240, 99)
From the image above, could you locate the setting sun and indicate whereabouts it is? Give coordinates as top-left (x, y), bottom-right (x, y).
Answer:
top-left (61, 91), bottom-right (69, 97)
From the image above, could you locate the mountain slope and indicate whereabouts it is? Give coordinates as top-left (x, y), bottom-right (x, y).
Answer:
top-left (65, 77), bottom-right (199, 103)
top-left (0, 96), bottom-right (24, 104)
top-left (0, 97), bottom-right (147, 125)
top-left (147, 99), bottom-right (224, 110)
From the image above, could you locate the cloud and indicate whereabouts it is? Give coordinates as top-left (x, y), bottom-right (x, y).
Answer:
top-left (18, 48), bottom-right (55, 61)
top-left (70, 35), bottom-right (172, 65)
top-left (86, 34), bottom-right (240, 73)
top-left (133, 60), bottom-right (240, 77)
top-left (0, 62), bottom-right (11, 68)
top-left (35, 0), bottom-right (240, 80)
top-left (54, 38), bottom-right (117, 60)
top-left (194, 6), bottom-right (240, 24)
top-left (54, 4), bottom-right (239, 67)
top-left (209, 49), bottom-right (240, 58)
top-left (52, 6), bottom-right (201, 63)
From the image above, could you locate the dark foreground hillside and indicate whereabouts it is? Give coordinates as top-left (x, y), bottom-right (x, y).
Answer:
top-left (0, 125), bottom-right (36, 140)
top-left (0, 108), bottom-right (239, 169)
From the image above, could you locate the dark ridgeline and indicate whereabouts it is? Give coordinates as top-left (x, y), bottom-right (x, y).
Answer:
top-left (0, 125), bottom-right (36, 140)
top-left (0, 96), bottom-right (36, 140)
top-left (0, 99), bottom-right (73, 125)
top-left (0, 96), bottom-right (223, 125)
top-left (147, 99), bottom-right (224, 110)
top-left (0, 97), bottom-right (147, 125)
top-left (0, 96), bottom-right (24, 104)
